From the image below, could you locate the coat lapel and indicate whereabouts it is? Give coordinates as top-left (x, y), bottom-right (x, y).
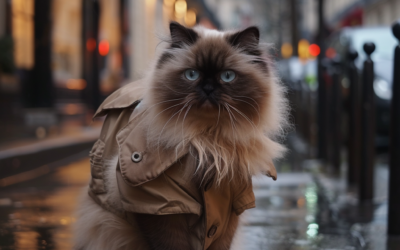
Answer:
top-left (116, 111), bottom-right (188, 187)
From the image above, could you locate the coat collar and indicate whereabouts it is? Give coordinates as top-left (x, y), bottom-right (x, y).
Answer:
top-left (93, 80), bottom-right (145, 119)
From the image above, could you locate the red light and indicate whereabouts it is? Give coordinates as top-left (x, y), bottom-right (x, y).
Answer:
top-left (99, 40), bottom-right (109, 56)
top-left (326, 48), bottom-right (337, 58)
top-left (86, 38), bottom-right (96, 52)
top-left (309, 44), bottom-right (320, 57)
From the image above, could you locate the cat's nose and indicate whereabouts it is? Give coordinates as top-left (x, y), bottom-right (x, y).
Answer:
top-left (202, 83), bottom-right (215, 95)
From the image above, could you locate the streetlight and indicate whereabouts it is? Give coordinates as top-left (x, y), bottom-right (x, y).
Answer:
top-left (185, 9), bottom-right (196, 27)
top-left (175, 0), bottom-right (187, 19)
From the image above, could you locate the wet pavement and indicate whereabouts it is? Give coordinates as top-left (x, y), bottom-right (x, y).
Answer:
top-left (0, 158), bottom-right (90, 250)
top-left (232, 173), bottom-right (358, 250)
top-left (0, 153), bottom-right (399, 249)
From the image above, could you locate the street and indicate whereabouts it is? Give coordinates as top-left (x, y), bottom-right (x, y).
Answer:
top-left (0, 158), bottom-right (90, 249)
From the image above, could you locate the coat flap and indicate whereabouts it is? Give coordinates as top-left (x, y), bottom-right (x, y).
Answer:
top-left (232, 179), bottom-right (256, 215)
top-left (93, 80), bottom-right (145, 119)
top-left (116, 112), bottom-right (188, 187)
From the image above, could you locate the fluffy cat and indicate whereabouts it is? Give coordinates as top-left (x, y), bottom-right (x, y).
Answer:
top-left (74, 22), bottom-right (289, 250)
top-left (142, 23), bottom-right (288, 184)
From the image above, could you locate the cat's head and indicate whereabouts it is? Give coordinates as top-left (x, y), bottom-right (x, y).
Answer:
top-left (145, 22), bottom-right (287, 142)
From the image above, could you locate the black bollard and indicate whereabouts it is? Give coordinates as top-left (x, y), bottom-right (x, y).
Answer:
top-left (388, 20), bottom-right (400, 236)
top-left (359, 42), bottom-right (375, 202)
top-left (331, 57), bottom-right (342, 172)
top-left (347, 48), bottom-right (361, 185)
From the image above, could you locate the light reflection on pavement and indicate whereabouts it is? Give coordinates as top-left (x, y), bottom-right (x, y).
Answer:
top-left (232, 173), bottom-right (357, 250)
top-left (0, 158), bottom-right (90, 250)
top-left (0, 157), bottom-right (386, 250)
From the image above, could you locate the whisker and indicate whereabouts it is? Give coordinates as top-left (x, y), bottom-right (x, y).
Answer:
top-left (151, 102), bottom-right (185, 120)
top-left (226, 103), bottom-right (258, 131)
top-left (145, 97), bottom-right (186, 112)
top-left (231, 97), bottom-right (261, 124)
top-left (223, 103), bottom-right (238, 139)
top-left (181, 103), bottom-right (193, 140)
top-left (156, 105), bottom-right (188, 162)
top-left (151, 84), bottom-right (189, 95)
top-left (226, 103), bottom-right (258, 146)
top-left (216, 104), bottom-right (221, 127)
top-left (232, 95), bottom-right (260, 110)
top-left (174, 98), bottom-right (194, 133)
top-left (223, 103), bottom-right (237, 176)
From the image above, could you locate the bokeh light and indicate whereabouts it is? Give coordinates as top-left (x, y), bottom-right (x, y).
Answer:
top-left (86, 38), bottom-right (96, 52)
top-left (281, 43), bottom-right (293, 58)
top-left (175, 0), bottom-right (187, 18)
top-left (298, 39), bottom-right (310, 60)
top-left (66, 79), bottom-right (87, 90)
top-left (164, 0), bottom-right (175, 7)
top-left (308, 44), bottom-right (320, 57)
top-left (98, 40), bottom-right (109, 56)
top-left (185, 9), bottom-right (196, 27)
top-left (325, 47), bottom-right (337, 58)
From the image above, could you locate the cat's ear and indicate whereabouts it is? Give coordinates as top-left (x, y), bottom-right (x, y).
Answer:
top-left (227, 26), bottom-right (260, 52)
top-left (169, 22), bottom-right (198, 48)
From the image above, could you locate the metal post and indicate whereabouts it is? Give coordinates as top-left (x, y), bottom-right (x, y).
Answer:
top-left (290, 0), bottom-right (299, 56)
top-left (388, 20), bottom-right (400, 236)
top-left (5, 0), bottom-right (12, 35)
top-left (359, 42), bottom-right (375, 202)
top-left (347, 48), bottom-right (360, 185)
top-left (31, 0), bottom-right (53, 108)
top-left (317, 0), bottom-right (327, 160)
top-left (82, 0), bottom-right (101, 112)
top-left (91, 0), bottom-right (100, 110)
top-left (332, 57), bottom-right (342, 171)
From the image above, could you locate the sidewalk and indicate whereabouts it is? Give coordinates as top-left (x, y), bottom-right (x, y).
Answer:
top-left (231, 134), bottom-right (400, 250)
top-left (313, 155), bottom-right (400, 250)
top-left (232, 172), bottom-right (361, 249)
top-left (0, 122), bottom-right (101, 186)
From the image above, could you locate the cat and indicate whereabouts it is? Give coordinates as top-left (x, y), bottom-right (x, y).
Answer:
top-left (74, 22), bottom-right (289, 250)
top-left (142, 22), bottom-right (289, 184)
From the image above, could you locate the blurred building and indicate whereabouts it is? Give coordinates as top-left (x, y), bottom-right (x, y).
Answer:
top-left (129, 0), bottom-right (219, 79)
top-left (302, 0), bottom-right (400, 41)
top-left (204, 0), bottom-right (293, 48)
top-left (0, 0), bottom-right (218, 143)
top-left (364, 0), bottom-right (400, 26)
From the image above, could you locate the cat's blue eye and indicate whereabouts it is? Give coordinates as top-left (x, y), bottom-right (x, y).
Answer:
top-left (185, 69), bottom-right (200, 81)
top-left (220, 70), bottom-right (236, 83)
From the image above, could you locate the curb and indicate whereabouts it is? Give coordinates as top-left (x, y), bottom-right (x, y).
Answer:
top-left (0, 128), bottom-right (100, 184)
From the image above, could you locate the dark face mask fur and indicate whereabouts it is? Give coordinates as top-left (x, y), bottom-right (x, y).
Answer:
top-left (139, 22), bottom-right (289, 185)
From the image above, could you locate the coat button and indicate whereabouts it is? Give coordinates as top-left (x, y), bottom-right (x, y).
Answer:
top-left (131, 152), bottom-right (142, 163)
top-left (207, 225), bottom-right (218, 238)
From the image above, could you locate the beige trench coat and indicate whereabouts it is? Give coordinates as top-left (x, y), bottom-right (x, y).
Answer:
top-left (88, 81), bottom-right (256, 250)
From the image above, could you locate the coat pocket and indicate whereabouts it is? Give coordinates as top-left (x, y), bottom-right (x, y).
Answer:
top-left (89, 139), bottom-right (106, 194)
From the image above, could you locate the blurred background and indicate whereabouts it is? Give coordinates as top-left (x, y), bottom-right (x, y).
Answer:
top-left (0, 0), bottom-right (399, 249)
